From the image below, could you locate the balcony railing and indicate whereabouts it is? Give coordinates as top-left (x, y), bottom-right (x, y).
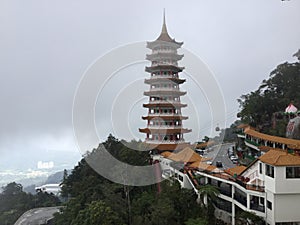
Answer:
top-left (246, 184), bottom-right (265, 192)
top-left (213, 200), bottom-right (232, 213)
top-left (148, 75), bottom-right (179, 79)
top-left (148, 100), bottom-right (181, 104)
top-left (219, 187), bottom-right (232, 198)
top-left (245, 139), bottom-right (260, 147)
top-left (234, 194), bottom-right (247, 207)
top-left (250, 203), bottom-right (265, 213)
top-left (150, 87), bottom-right (179, 91)
top-left (148, 113), bottom-right (181, 116)
top-left (147, 125), bottom-right (182, 128)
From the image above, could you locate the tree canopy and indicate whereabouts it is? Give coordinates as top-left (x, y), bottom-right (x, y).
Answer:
top-left (238, 56), bottom-right (300, 135)
top-left (0, 182), bottom-right (60, 225)
top-left (53, 135), bottom-right (210, 225)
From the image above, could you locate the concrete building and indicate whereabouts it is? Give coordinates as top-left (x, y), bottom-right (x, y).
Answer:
top-left (155, 147), bottom-right (300, 225)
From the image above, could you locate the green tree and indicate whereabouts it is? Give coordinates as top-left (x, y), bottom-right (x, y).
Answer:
top-left (72, 201), bottom-right (121, 225)
top-left (238, 55), bottom-right (300, 135)
top-left (197, 184), bottom-right (220, 223)
top-left (2, 182), bottom-right (23, 196)
top-left (197, 184), bottom-right (219, 206)
top-left (236, 210), bottom-right (264, 225)
top-left (0, 182), bottom-right (60, 225)
top-left (185, 217), bottom-right (208, 225)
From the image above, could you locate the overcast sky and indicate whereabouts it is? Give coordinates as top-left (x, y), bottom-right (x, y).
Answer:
top-left (1, 0), bottom-right (300, 175)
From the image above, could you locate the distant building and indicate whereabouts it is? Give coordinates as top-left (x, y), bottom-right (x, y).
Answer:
top-left (35, 183), bottom-right (61, 196)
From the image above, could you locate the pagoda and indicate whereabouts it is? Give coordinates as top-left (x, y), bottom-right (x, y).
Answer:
top-left (139, 12), bottom-right (191, 152)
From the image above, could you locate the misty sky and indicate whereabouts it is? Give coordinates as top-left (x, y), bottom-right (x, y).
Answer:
top-left (1, 0), bottom-right (300, 177)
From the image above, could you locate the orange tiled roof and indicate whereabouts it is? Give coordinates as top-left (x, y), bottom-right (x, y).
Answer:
top-left (244, 127), bottom-right (300, 149)
top-left (160, 151), bottom-right (172, 157)
top-left (258, 145), bottom-right (283, 152)
top-left (188, 161), bottom-right (217, 172)
top-left (237, 124), bottom-right (250, 129)
top-left (224, 166), bottom-right (247, 176)
top-left (259, 149), bottom-right (300, 166)
top-left (196, 141), bottom-right (215, 149)
top-left (168, 147), bottom-right (202, 163)
top-left (145, 142), bottom-right (191, 151)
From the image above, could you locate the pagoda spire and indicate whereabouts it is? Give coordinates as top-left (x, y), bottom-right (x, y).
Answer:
top-left (156, 9), bottom-right (174, 43)
top-left (161, 9), bottom-right (168, 34)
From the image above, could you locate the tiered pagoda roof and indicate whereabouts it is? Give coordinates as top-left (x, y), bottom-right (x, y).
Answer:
top-left (139, 12), bottom-right (191, 152)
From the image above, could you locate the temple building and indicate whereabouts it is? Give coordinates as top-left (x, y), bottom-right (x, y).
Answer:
top-left (139, 13), bottom-right (191, 152)
top-left (141, 13), bottom-right (300, 225)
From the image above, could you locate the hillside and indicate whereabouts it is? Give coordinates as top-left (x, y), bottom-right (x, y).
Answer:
top-left (238, 55), bottom-right (300, 136)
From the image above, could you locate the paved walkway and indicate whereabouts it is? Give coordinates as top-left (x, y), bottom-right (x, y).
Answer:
top-left (14, 207), bottom-right (61, 225)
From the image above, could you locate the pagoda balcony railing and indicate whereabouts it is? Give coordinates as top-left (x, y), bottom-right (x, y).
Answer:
top-left (148, 113), bottom-right (182, 117)
top-left (149, 100), bottom-right (180, 103)
top-left (149, 75), bottom-right (179, 79)
top-left (145, 139), bottom-right (186, 144)
top-left (150, 87), bottom-right (179, 91)
top-left (153, 49), bottom-right (176, 54)
top-left (152, 62), bottom-right (178, 67)
top-left (147, 125), bottom-right (182, 128)
top-left (148, 113), bottom-right (181, 116)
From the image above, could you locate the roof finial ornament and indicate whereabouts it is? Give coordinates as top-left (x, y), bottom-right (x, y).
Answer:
top-left (161, 8), bottom-right (168, 34)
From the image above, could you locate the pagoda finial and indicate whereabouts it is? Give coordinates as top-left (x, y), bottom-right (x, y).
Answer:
top-left (153, 9), bottom-right (182, 45)
top-left (161, 8), bottom-right (168, 34)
